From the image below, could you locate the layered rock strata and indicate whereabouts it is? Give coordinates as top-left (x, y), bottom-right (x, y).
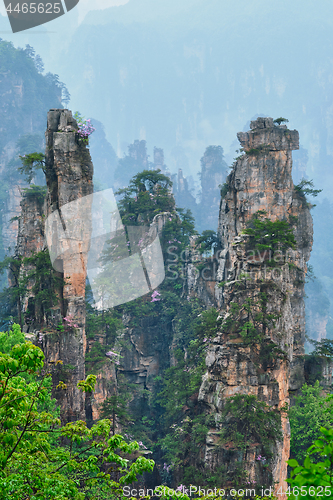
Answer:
top-left (198, 118), bottom-right (313, 495)
top-left (43, 109), bottom-right (93, 421)
top-left (13, 109), bottom-right (93, 422)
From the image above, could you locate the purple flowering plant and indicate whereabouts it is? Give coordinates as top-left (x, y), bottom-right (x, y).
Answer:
top-left (105, 350), bottom-right (121, 365)
top-left (151, 290), bottom-right (161, 302)
top-left (256, 455), bottom-right (269, 467)
top-left (63, 314), bottom-right (79, 329)
top-left (74, 112), bottom-right (95, 145)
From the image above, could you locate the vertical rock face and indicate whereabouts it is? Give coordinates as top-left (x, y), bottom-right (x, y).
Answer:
top-left (43, 109), bottom-right (93, 421)
top-left (198, 118), bottom-right (313, 493)
top-left (44, 109), bottom-right (93, 310)
top-left (13, 109), bottom-right (93, 422)
top-left (9, 191), bottom-right (46, 328)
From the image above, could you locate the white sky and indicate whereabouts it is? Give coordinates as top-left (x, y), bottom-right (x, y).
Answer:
top-left (0, 0), bottom-right (129, 23)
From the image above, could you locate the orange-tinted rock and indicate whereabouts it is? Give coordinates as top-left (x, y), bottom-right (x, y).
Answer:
top-left (198, 117), bottom-right (313, 497)
top-left (13, 109), bottom-right (93, 422)
top-left (43, 109), bottom-right (93, 421)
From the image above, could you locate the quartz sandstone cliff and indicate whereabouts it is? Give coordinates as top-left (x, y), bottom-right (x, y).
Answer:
top-left (13, 109), bottom-right (93, 422)
top-left (198, 118), bottom-right (313, 494)
top-left (10, 111), bottom-right (315, 491)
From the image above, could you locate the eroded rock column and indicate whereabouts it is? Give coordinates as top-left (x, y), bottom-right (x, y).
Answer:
top-left (199, 118), bottom-right (313, 494)
top-left (42, 109), bottom-right (93, 421)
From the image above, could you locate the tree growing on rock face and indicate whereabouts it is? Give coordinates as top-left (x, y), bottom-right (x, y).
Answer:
top-left (273, 117), bottom-right (289, 126)
top-left (101, 391), bottom-right (133, 436)
top-left (115, 169), bottom-right (175, 225)
top-left (0, 248), bottom-right (64, 330)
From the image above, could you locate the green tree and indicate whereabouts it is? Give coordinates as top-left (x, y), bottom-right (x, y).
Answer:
top-left (287, 427), bottom-right (333, 499)
top-left (18, 152), bottom-right (46, 184)
top-left (100, 391), bottom-right (133, 435)
top-left (0, 255), bottom-right (25, 327)
top-left (219, 394), bottom-right (282, 456)
top-left (156, 308), bottom-right (218, 481)
top-left (273, 117), bottom-right (289, 125)
top-left (0, 249), bottom-right (64, 328)
top-left (294, 179), bottom-right (322, 199)
top-left (114, 140), bottom-right (150, 188)
top-left (243, 212), bottom-right (296, 256)
top-left (0, 332), bottom-right (154, 499)
top-left (116, 169), bottom-right (174, 226)
top-left (289, 382), bottom-right (333, 464)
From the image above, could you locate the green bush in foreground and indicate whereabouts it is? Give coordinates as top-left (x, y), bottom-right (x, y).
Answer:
top-left (0, 327), bottom-right (154, 499)
top-left (287, 427), bottom-right (333, 500)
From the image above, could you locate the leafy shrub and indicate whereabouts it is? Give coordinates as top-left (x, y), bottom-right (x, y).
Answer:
top-left (273, 117), bottom-right (289, 125)
top-left (243, 212), bottom-right (296, 255)
top-left (287, 427), bottom-right (333, 499)
top-left (289, 382), bottom-right (333, 464)
top-left (21, 184), bottom-right (47, 204)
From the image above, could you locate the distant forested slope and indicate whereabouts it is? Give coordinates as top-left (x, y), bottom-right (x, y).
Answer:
top-left (0, 40), bottom-right (67, 270)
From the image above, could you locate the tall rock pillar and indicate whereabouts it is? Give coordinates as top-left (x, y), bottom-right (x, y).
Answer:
top-left (199, 118), bottom-right (313, 494)
top-left (43, 109), bottom-right (93, 421)
top-left (11, 109), bottom-right (93, 422)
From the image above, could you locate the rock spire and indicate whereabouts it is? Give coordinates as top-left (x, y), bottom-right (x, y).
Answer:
top-left (199, 117), bottom-right (313, 494)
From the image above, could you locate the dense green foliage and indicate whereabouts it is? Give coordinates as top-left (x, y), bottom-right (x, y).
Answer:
top-left (114, 140), bottom-right (151, 189)
top-left (308, 338), bottom-right (333, 358)
top-left (0, 326), bottom-right (154, 499)
top-left (289, 382), bottom-right (333, 465)
top-left (2, 164), bottom-right (328, 493)
top-left (85, 169), bottom-right (297, 490)
top-left (273, 117), bottom-right (289, 125)
top-left (100, 391), bottom-right (133, 435)
top-left (287, 427), bottom-right (333, 499)
top-left (243, 211), bottom-right (296, 257)
top-left (294, 179), bottom-right (322, 199)
top-left (18, 152), bottom-right (46, 184)
top-left (0, 248), bottom-right (65, 329)
top-left (219, 394), bottom-right (282, 455)
top-left (0, 41), bottom-right (67, 156)
top-left (85, 170), bottom-right (220, 484)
